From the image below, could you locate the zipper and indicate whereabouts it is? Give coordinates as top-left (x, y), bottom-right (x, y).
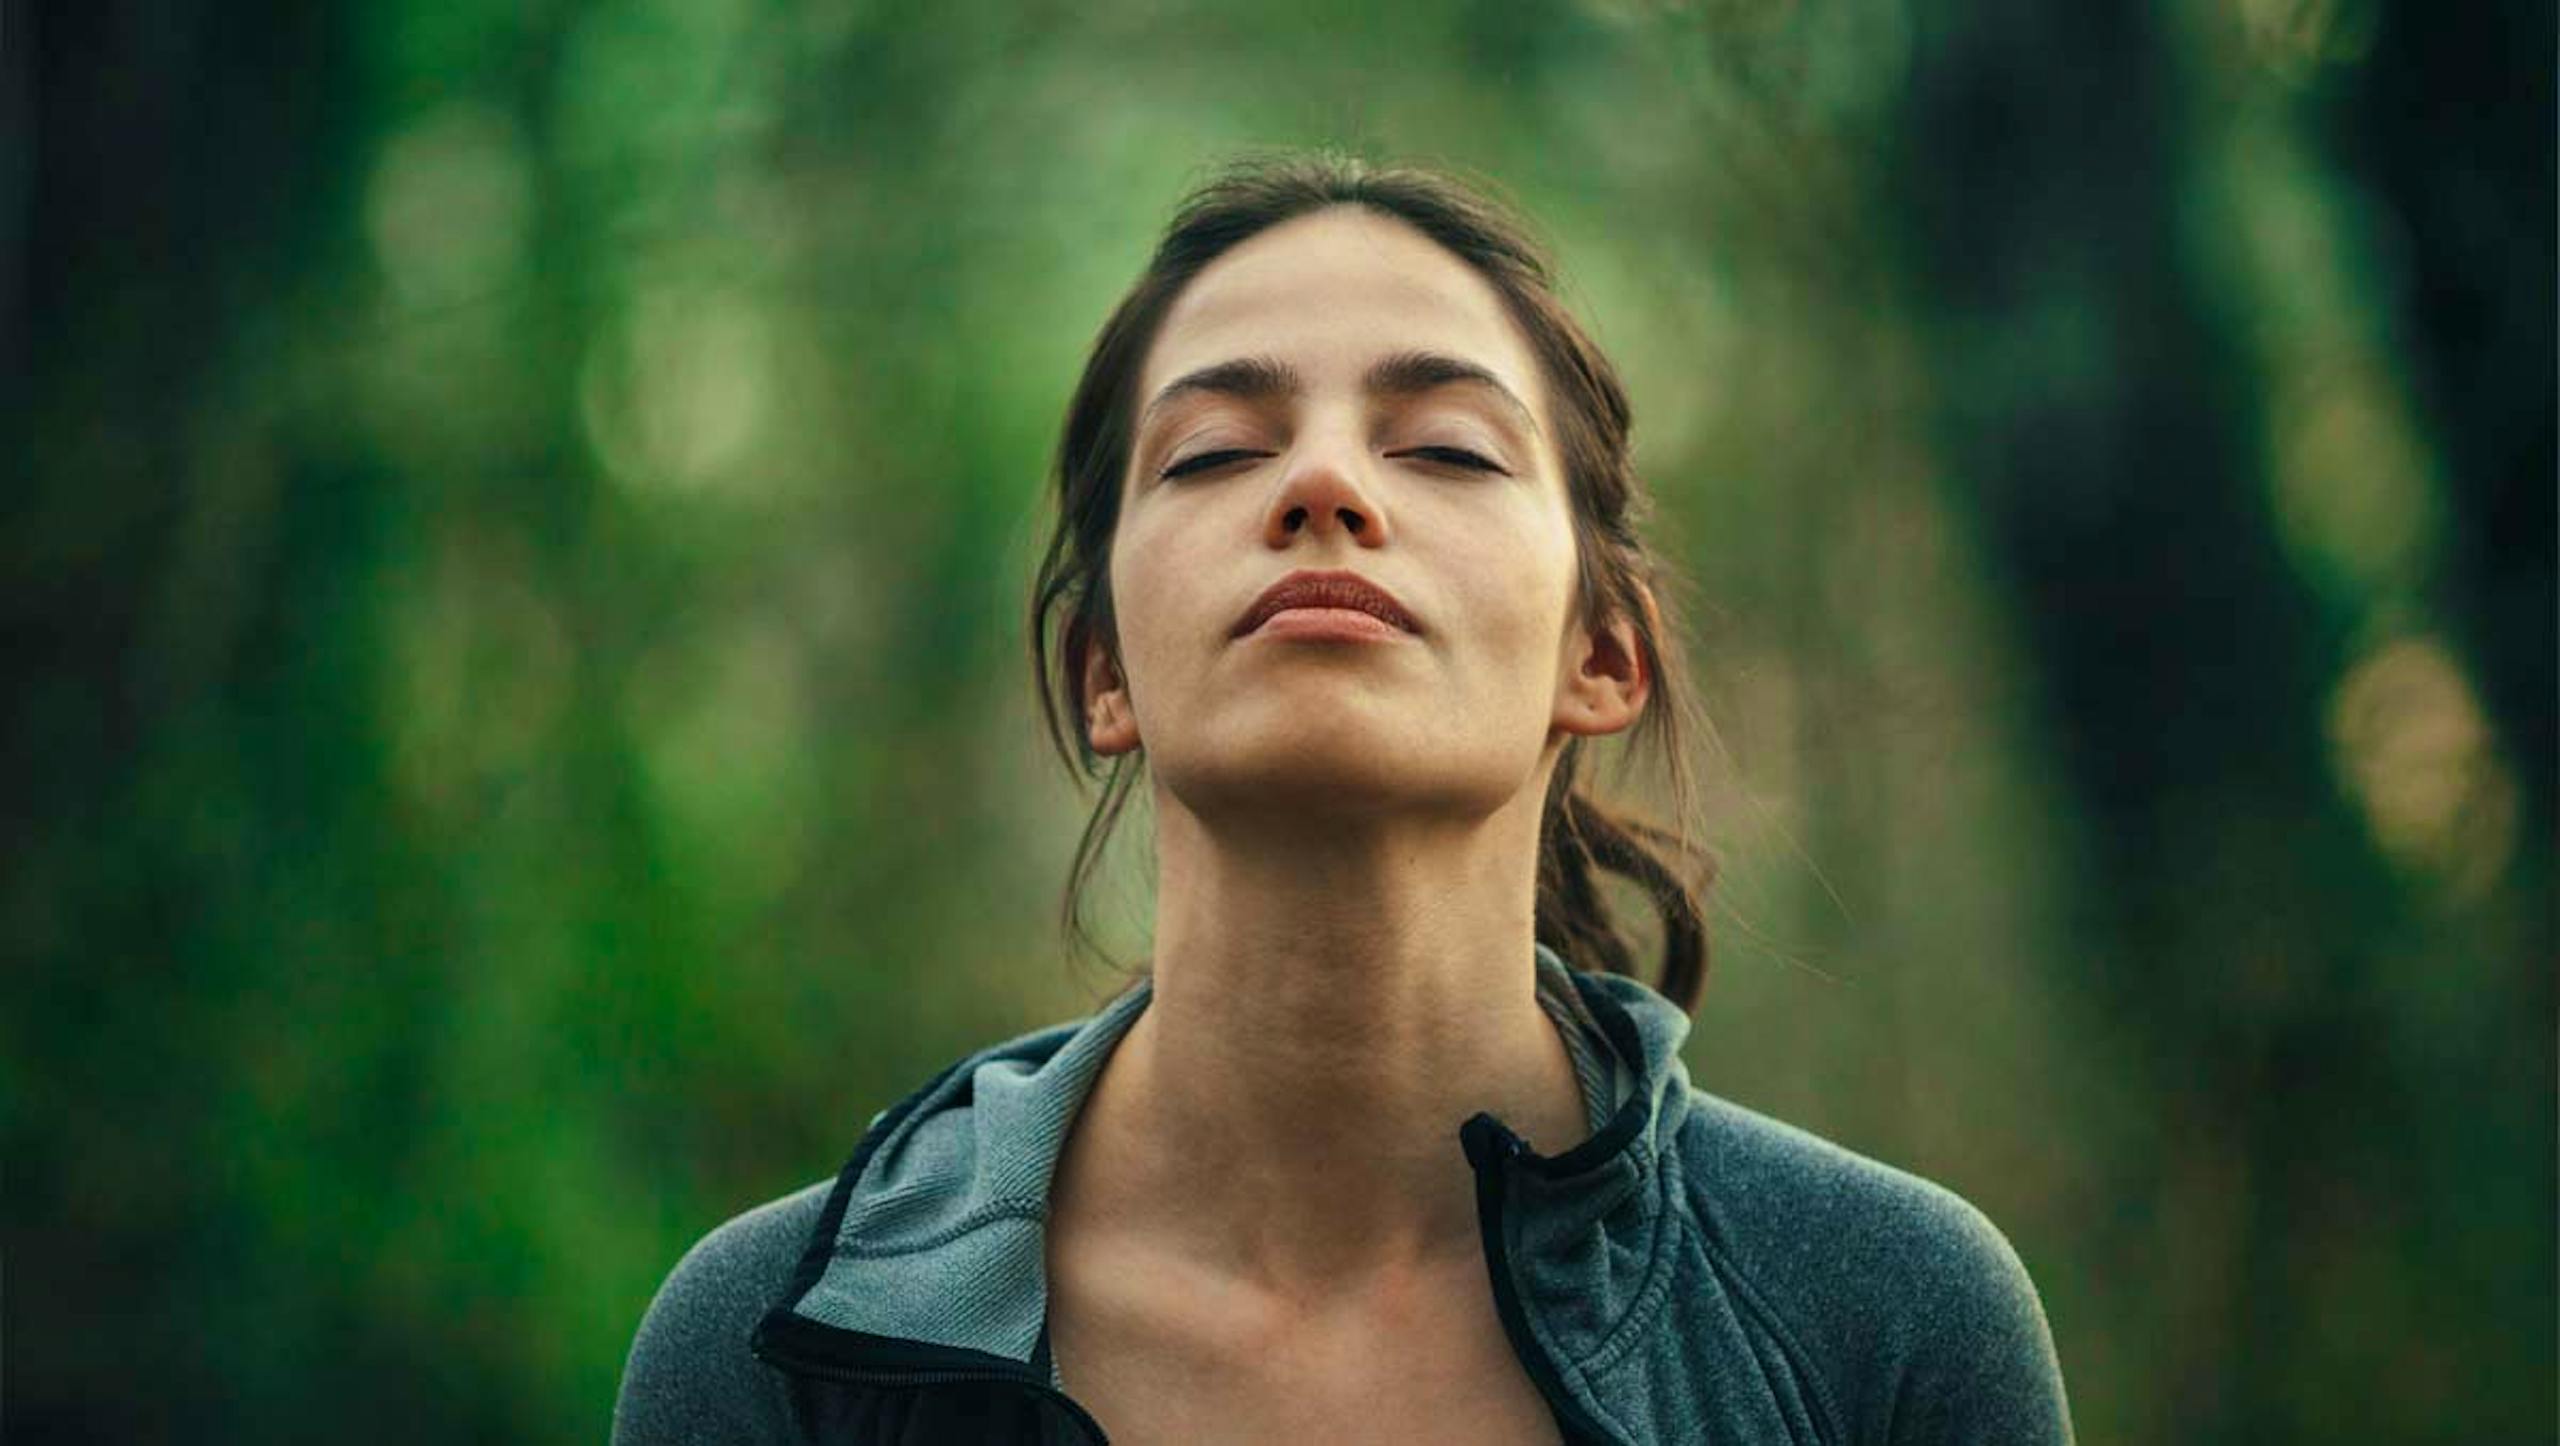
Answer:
top-left (753, 1312), bottom-right (1114, 1444)
top-left (1461, 1112), bottom-right (1624, 1446)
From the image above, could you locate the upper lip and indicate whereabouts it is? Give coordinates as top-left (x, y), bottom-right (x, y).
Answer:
top-left (1232, 569), bottom-right (1422, 638)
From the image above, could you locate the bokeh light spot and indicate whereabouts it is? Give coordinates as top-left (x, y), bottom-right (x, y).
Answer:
top-left (363, 102), bottom-right (534, 311)
top-left (2325, 633), bottom-right (2519, 901)
top-left (580, 286), bottom-right (780, 497)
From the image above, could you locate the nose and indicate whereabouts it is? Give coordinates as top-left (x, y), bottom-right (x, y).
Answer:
top-left (1262, 438), bottom-right (1391, 549)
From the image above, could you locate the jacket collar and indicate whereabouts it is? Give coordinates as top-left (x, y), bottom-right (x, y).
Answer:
top-left (762, 944), bottom-right (1698, 1376)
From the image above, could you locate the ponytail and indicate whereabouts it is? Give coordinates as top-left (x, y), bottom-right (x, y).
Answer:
top-left (1535, 742), bottom-right (1713, 1014)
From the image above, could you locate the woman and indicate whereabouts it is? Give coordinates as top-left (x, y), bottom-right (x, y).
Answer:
top-left (613, 152), bottom-right (2074, 1445)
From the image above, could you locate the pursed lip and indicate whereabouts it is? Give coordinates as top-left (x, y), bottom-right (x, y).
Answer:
top-left (1232, 569), bottom-right (1422, 639)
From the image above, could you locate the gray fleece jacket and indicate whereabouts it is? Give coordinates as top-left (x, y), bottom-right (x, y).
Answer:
top-left (613, 945), bottom-right (2074, 1444)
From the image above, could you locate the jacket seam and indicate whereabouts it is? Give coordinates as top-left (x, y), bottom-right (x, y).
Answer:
top-left (775, 1058), bottom-right (973, 1314)
top-left (1496, 1169), bottom-right (1638, 1446)
top-left (1563, 1150), bottom-right (1681, 1379)
top-left (1558, 1351), bottom-right (1643, 1446)
top-left (1688, 1193), bottom-right (1850, 1446)
top-left (831, 1196), bottom-right (1050, 1260)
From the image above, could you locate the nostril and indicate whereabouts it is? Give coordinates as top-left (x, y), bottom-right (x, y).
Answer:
top-left (1341, 511), bottom-right (1365, 534)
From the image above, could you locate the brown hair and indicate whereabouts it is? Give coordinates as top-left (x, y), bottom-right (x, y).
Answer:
top-left (1027, 149), bottom-right (1716, 1014)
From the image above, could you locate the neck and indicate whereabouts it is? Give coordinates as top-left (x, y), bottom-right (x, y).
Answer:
top-left (1054, 782), bottom-right (1594, 1295)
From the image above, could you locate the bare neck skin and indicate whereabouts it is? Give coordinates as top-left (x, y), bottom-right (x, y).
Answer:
top-left (1053, 774), bottom-right (1595, 1300)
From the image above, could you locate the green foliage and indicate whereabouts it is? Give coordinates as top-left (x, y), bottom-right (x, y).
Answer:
top-left (10, 0), bottom-right (2548, 1440)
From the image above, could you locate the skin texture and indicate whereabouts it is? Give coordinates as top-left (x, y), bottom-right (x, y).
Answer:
top-left (1047, 206), bottom-right (1653, 1441)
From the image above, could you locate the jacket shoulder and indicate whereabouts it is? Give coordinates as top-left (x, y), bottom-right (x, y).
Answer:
top-left (612, 1178), bottom-right (831, 1446)
top-left (1674, 1089), bottom-right (2074, 1445)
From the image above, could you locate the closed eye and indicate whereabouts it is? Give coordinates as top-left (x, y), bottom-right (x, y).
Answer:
top-left (1397, 446), bottom-right (1509, 475)
top-left (1159, 448), bottom-right (1268, 480)
top-left (1159, 445), bottom-right (1508, 480)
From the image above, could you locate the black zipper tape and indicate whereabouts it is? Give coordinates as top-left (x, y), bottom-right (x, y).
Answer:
top-left (1462, 1112), bottom-right (1626, 1446)
top-left (752, 1310), bottom-right (1113, 1444)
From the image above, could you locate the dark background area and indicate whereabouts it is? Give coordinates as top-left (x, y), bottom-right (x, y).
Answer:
top-left (7, 0), bottom-right (2551, 1439)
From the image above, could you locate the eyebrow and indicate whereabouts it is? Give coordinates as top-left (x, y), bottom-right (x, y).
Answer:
top-left (1138, 349), bottom-right (1542, 439)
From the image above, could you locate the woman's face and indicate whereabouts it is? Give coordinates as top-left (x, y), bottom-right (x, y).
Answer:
top-left (1085, 205), bottom-right (1643, 826)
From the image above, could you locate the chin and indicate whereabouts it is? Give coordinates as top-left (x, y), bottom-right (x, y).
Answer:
top-left (1154, 720), bottom-right (1529, 825)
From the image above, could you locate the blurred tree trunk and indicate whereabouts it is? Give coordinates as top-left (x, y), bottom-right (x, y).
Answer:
top-left (1891, 1), bottom-right (2547, 1440)
top-left (2320, 0), bottom-right (2555, 859)
top-left (2315, 3), bottom-right (2558, 1434)
top-left (8, 3), bottom-right (391, 1440)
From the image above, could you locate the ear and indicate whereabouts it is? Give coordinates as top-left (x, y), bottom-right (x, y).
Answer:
top-left (1080, 633), bottom-right (1143, 757)
top-left (1553, 582), bottom-right (1655, 739)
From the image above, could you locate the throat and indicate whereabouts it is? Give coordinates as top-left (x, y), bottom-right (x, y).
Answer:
top-left (1048, 965), bottom-right (1596, 1290)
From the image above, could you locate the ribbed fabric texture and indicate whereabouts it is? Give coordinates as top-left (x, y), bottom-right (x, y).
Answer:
top-left (1532, 947), bottom-right (1631, 1138)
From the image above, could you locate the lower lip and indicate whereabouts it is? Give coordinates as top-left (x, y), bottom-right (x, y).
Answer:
top-left (1246, 607), bottom-right (1414, 642)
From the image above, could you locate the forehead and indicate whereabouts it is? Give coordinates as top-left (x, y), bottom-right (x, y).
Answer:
top-left (1137, 206), bottom-right (1546, 422)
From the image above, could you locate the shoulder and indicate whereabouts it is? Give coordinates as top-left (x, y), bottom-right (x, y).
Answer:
top-left (611, 1178), bottom-right (832, 1446)
top-left (1673, 1087), bottom-right (2032, 1298)
top-left (1673, 1088), bottom-right (2074, 1445)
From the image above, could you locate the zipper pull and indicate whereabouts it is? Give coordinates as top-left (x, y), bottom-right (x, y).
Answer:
top-left (1460, 1111), bottom-right (1527, 1172)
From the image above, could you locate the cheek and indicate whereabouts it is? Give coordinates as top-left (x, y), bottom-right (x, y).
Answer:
top-left (1110, 482), bottom-right (1231, 628)
top-left (1104, 519), bottom-right (1194, 698)
top-left (1432, 562), bottom-right (1575, 731)
top-left (1468, 508), bottom-right (1580, 652)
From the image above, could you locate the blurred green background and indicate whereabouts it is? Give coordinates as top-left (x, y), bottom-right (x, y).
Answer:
top-left (8, 0), bottom-right (2551, 1440)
